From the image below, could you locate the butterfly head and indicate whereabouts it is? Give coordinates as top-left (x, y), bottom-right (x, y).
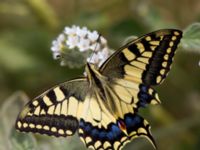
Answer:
top-left (85, 63), bottom-right (103, 86)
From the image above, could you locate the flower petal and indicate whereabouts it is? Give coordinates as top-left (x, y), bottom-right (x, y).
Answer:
top-left (88, 31), bottom-right (99, 42)
top-left (66, 36), bottom-right (79, 49)
top-left (77, 26), bottom-right (88, 37)
top-left (78, 38), bottom-right (90, 51)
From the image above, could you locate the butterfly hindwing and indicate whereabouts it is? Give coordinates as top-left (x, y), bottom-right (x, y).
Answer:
top-left (15, 78), bottom-right (89, 137)
top-left (100, 29), bottom-right (182, 85)
top-left (79, 113), bottom-right (156, 150)
top-left (111, 78), bottom-right (161, 109)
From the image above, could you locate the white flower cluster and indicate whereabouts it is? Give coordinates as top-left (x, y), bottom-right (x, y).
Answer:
top-left (51, 25), bottom-right (111, 67)
top-left (51, 34), bottom-right (65, 59)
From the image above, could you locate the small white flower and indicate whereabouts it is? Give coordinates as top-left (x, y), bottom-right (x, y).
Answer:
top-left (50, 33), bottom-right (66, 60)
top-left (87, 53), bottom-right (99, 64)
top-left (51, 40), bottom-right (59, 52)
top-left (76, 26), bottom-right (88, 37)
top-left (98, 58), bottom-right (106, 67)
top-left (64, 27), bottom-right (71, 34)
top-left (66, 36), bottom-right (79, 49)
top-left (52, 40), bottom-right (58, 46)
top-left (97, 47), bottom-right (109, 60)
top-left (50, 25), bottom-right (111, 69)
top-left (78, 38), bottom-right (90, 52)
top-left (100, 36), bottom-right (107, 45)
top-left (51, 46), bottom-right (58, 52)
top-left (64, 25), bottom-right (77, 35)
top-left (57, 34), bottom-right (65, 42)
top-left (90, 43), bottom-right (101, 51)
top-left (88, 31), bottom-right (99, 42)
top-left (53, 52), bottom-right (61, 59)
top-left (97, 47), bottom-right (110, 66)
top-left (60, 60), bottom-right (67, 66)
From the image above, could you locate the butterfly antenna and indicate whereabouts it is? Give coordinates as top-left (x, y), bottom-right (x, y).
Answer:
top-left (88, 34), bottom-right (101, 64)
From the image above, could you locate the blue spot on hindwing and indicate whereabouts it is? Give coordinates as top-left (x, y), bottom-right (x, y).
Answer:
top-left (110, 124), bottom-right (121, 138)
top-left (84, 124), bottom-right (91, 133)
top-left (124, 114), bottom-right (143, 133)
top-left (91, 128), bottom-right (99, 139)
top-left (99, 130), bottom-right (107, 139)
top-left (140, 84), bottom-right (148, 92)
top-left (107, 132), bottom-right (114, 140)
top-left (138, 84), bottom-right (153, 107)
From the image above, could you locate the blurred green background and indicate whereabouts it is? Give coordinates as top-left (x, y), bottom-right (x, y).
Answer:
top-left (0, 0), bottom-right (200, 150)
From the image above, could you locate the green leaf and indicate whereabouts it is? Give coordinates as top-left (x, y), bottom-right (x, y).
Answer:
top-left (181, 22), bottom-right (200, 53)
top-left (9, 129), bottom-right (37, 150)
top-left (52, 136), bottom-right (85, 150)
top-left (36, 135), bottom-right (86, 150)
top-left (0, 92), bottom-right (37, 150)
top-left (0, 122), bottom-right (6, 150)
top-left (1, 92), bottom-right (30, 134)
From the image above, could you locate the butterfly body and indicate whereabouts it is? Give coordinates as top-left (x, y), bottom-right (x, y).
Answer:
top-left (85, 63), bottom-right (139, 122)
top-left (16, 29), bottom-right (182, 150)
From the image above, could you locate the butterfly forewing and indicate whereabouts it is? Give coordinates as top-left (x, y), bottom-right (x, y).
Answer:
top-left (15, 78), bottom-right (89, 137)
top-left (100, 29), bottom-right (182, 85)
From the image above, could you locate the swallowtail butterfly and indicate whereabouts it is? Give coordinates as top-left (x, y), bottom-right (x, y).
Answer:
top-left (16, 29), bottom-right (182, 150)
